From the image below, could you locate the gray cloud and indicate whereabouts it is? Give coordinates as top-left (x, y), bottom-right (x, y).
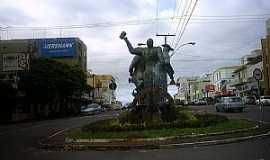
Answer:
top-left (0, 6), bottom-right (33, 25)
top-left (0, 0), bottom-right (269, 102)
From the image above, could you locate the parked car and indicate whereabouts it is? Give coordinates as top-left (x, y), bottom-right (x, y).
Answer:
top-left (197, 100), bottom-right (207, 105)
top-left (242, 96), bottom-right (256, 105)
top-left (256, 96), bottom-right (270, 106)
top-left (193, 99), bottom-right (207, 105)
top-left (189, 100), bottom-right (198, 105)
top-left (215, 96), bottom-right (245, 112)
top-left (80, 103), bottom-right (103, 115)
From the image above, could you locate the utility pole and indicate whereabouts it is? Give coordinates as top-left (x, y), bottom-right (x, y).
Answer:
top-left (156, 34), bottom-right (175, 44)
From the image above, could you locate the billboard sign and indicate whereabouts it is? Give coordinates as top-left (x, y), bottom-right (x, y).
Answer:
top-left (2, 53), bottom-right (29, 71)
top-left (38, 38), bottom-right (76, 58)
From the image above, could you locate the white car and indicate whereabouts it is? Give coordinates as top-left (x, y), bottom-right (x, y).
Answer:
top-left (256, 96), bottom-right (270, 106)
top-left (81, 103), bottom-right (103, 115)
top-left (215, 96), bottom-right (245, 112)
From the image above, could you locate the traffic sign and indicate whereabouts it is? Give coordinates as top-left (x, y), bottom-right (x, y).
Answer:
top-left (109, 82), bottom-right (117, 90)
top-left (253, 68), bottom-right (262, 81)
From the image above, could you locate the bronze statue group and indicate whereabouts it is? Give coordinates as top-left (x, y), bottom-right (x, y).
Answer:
top-left (120, 31), bottom-right (176, 120)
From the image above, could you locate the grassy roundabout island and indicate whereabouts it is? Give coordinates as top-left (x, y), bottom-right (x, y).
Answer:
top-left (66, 107), bottom-right (257, 141)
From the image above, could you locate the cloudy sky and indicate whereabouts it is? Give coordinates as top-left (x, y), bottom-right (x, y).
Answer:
top-left (0, 0), bottom-right (269, 102)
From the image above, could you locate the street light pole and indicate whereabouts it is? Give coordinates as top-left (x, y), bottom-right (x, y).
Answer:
top-left (156, 34), bottom-right (176, 45)
top-left (170, 42), bottom-right (196, 57)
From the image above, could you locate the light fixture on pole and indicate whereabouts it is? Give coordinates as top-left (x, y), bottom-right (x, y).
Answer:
top-left (170, 42), bottom-right (196, 57)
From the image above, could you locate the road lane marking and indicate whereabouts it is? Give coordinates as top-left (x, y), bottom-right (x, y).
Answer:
top-left (0, 112), bottom-right (120, 136)
top-left (47, 128), bottom-right (70, 140)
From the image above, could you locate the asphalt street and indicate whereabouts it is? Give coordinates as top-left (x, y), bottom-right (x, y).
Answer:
top-left (0, 106), bottom-right (269, 160)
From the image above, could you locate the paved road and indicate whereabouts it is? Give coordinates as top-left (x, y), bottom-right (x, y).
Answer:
top-left (0, 106), bottom-right (269, 160)
top-left (191, 104), bottom-right (270, 123)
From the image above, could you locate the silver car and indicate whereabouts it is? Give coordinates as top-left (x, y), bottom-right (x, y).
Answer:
top-left (81, 103), bottom-right (103, 115)
top-left (215, 96), bottom-right (245, 112)
top-left (256, 96), bottom-right (270, 106)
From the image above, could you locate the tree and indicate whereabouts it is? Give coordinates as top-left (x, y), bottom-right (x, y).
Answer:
top-left (19, 58), bottom-right (86, 117)
top-left (0, 81), bottom-right (17, 122)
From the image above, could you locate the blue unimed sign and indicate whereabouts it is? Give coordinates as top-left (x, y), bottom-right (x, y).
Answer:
top-left (38, 38), bottom-right (76, 57)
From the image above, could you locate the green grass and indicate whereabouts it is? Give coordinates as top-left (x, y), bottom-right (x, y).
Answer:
top-left (66, 119), bottom-right (256, 140)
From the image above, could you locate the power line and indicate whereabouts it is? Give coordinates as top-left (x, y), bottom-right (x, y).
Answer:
top-left (88, 57), bottom-right (241, 64)
top-left (171, 0), bottom-right (189, 46)
top-left (0, 13), bottom-right (268, 32)
top-left (169, 0), bottom-right (179, 33)
top-left (174, 0), bottom-right (199, 52)
top-left (171, 58), bottom-right (240, 62)
top-left (173, 0), bottom-right (194, 48)
top-left (155, 0), bottom-right (160, 34)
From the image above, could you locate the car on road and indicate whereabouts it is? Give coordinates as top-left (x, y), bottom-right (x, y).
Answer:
top-left (215, 96), bottom-right (245, 112)
top-left (197, 100), bottom-right (207, 105)
top-left (192, 99), bottom-right (207, 105)
top-left (80, 103), bottom-right (103, 115)
top-left (256, 96), bottom-right (270, 106)
top-left (242, 96), bottom-right (256, 105)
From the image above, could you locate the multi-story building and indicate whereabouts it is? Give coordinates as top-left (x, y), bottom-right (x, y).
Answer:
top-left (261, 19), bottom-right (270, 95)
top-left (0, 37), bottom-right (87, 72)
top-left (212, 66), bottom-right (240, 96)
top-left (266, 19), bottom-right (270, 35)
top-left (87, 73), bottom-right (117, 105)
top-left (0, 38), bottom-right (87, 122)
top-left (232, 49), bottom-right (263, 97)
top-left (175, 76), bottom-right (210, 103)
top-left (175, 77), bottom-right (190, 103)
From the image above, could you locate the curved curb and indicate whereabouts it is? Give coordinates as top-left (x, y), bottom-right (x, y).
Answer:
top-left (39, 131), bottom-right (270, 151)
top-left (66, 125), bottom-right (259, 143)
top-left (39, 123), bottom-right (270, 151)
top-left (158, 131), bottom-right (270, 149)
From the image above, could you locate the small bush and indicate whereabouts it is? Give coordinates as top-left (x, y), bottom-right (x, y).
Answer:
top-left (82, 111), bottom-right (229, 133)
top-left (194, 113), bottom-right (228, 127)
top-left (127, 132), bottom-right (145, 139)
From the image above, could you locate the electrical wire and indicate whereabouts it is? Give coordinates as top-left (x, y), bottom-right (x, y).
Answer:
top-left (171, 0), bottom-right (189, 46)
top-left (174, 0), bottom-right (199, 52)
top-left (155, 0), bottom-right (160, 34)
top-left (169, 0), bottom-right (180, 34)
top-left (0, 14), bottom-right (268, 32)
top-left (173, 0), bottom-right (194, 48)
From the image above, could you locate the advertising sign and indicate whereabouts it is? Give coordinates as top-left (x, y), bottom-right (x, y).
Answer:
top-left (2, 53), bottom-right (29, 71)
top-left (38, 38), bottom-right (76, 58)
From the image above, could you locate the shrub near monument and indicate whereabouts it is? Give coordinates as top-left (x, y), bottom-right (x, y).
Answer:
top-left (67, 108), bottom-right (256, 140)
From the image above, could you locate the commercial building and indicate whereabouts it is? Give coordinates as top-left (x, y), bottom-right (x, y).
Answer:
top-left (175, 76), bottom-right (211, 103)
top-left (232, 49), bottom-right (263, 97)
top-left (175, 77), bottom-right (191, 103)
top-left (261, 19), bottom-right (270, 95)
top-left (0, 37), bottom-right (87, 72)
top-left (267, 19), bottom-right (270, 35)
top-left (0, 37), bottom-right (87, 122)
top-left (87, 73), bottom-right (117, 105)
top-left (212, 66), bottom-right (240, 96)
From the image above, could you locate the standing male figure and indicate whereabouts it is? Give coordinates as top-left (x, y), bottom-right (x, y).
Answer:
top-left (120, 31), bottom-right (165, 106)
top-left (161, 44), bottom-right (175, 85)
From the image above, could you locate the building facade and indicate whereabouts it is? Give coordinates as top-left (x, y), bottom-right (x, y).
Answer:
top-left (261, 35), bottom-right (270, 95)
top-left (232, 49), bottom-right (263, 97)
top-left (175, 76), bottom-right (211, 103)
top-left (87, 73), bottom-right (117, 105)
top-left (0, 37), bottom-right (87, 72)
top-left (212, 66), bottom-right (240, 96)
top-left (0, 37), bottom-right (87, 122)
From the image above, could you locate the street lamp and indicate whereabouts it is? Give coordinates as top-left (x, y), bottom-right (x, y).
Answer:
top-left (170, 42), bottom-right (196, 57)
